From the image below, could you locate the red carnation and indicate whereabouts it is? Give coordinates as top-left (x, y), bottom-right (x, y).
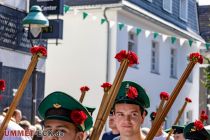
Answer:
top-left (185, 97), bottom-right (192, 103)
top-left (189, 52), bottom-right (203, 64)
top-left (80, 86), bottom-right (90, 92)
top-left (30, 45), bottom-right (47, 57)
top-left (0, 80), bottom-right (6, 91)
top-left (101, 82), bottom-right (112, 92)
top-left (127, 51), bottom-right (139, 66)
top-left (115, 50), bottom-right (139, 66)
top-left (70, 110), bottom-right (87, 125)
top-left (115, 50), bottom-right (127, 62)
top-left (194, 120), bottom-right (204, 131)
top-left (200, 110), bottom-right (208, 121)
top-left (127, 86), bottom-right (138, 99)
top-left (160, 92), bottom-right (169, 100)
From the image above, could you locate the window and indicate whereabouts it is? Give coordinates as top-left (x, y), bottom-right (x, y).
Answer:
top-left (180, 0), bottom-right (188, 21)
top-left (170, 49), bottom-right (177, 78)
top-left (4, 0), bottom-right (27, 11)
top-left (128, 31), bottom-right (138, 68)
top-left (163, 0), bottom-right (172, 13)
top-left (151, 41), bottom-right (159, 73)
top-left (146, 0), bottom-right (152, 2)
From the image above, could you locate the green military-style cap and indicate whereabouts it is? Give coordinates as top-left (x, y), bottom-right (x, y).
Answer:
top-left (172, 125), bottom-right (184, 134)
top-left (184, 122), bottom-right (210, 140)
top-left (115, 81), bottom-right (150, 108)
top-left (38, 91), bottom-right (93, 131)
top-left (85, 106), bottom-right (96, 116)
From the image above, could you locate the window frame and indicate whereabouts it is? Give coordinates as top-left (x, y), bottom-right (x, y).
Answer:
top-left (179, 0), bottom-right (188, 22)
top-left (151, 41), bottom-right (159, 74)
top-left (170, 48), bottom-right (177, 78)
top-left (163, 0), bottom-right (173, 13)
top-left (128, 31), bottom-right (138, 69)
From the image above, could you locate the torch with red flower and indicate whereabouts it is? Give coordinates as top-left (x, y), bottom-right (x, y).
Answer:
top-left (70, 110), bottom-right (87, 131)
top-left (79, 86), bottom-right (90, 103)
top-left (90, 50), bottom-right (139, 140)
top-left (146, 52), bottom-right (203, 140)
top-left (188, 52), bottom-right (203, 64)
top-left (166, 97), bottom-right (192, 140)
top-left (30, 45), bottom-right (47, 57)
top-left (153, 92), bottom-right (170, 124)
top-left (0, 45), bottom-right (48, 139)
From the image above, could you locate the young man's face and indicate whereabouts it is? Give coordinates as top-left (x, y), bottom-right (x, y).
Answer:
top-left (173, 133), bottom-right (185, 140)
top-left (43, 119), bottom-right (84, 140)
top-left (114, 103), bottom-right (145, 137)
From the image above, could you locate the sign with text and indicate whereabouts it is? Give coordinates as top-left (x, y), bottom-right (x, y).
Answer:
top-left (30, 0), bottom-right (64, 15)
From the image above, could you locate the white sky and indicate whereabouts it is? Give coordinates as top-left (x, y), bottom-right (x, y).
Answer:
top-left (198, 0), bottom-right (210, 5)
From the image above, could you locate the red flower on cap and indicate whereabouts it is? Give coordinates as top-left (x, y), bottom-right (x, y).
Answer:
top-left (101, 82), bottom-right (112, 92)
top-left (127, 86), bottom-right (138, 99)
top-left (185, 97), bottom-right (192, 103)
top-left (194, 120), bottom-right (204, 131)
top-left (200, 110), bottom-right (208, 121)
top-left (0, 80), bottom-right (6, 91)
top-left (115, 50), bottom-right (139, 66)
top-left (189, 52), bottom-right (203, 64)
top-left (80, 86), bottom-right (90, 92)
top-left (160, 92), bottom-right (169, 100)
top-left (30, 45), bottom-right (47, 57)
top-left (70, 110), bottom-right (87, 125)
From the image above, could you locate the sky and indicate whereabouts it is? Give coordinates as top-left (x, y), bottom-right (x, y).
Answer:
top-left (198, 0), bottom-right (210, 5)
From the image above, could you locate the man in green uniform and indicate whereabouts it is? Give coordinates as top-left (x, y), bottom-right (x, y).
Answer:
top-left (113, 81), bottom-right (150, 140)
top-left (38, 91), bottom-right (93, 140)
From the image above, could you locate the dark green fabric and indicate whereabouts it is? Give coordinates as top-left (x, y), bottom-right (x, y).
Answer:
top-left (115, 81), bottom-right (150, 108)
top-left (38, 91), bottom-right (93, 131)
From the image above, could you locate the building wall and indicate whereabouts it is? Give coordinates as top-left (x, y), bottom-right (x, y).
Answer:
top-left (116, 10), bottom-right (200, 128)
top-left (0, 4), bottom-right (46, 121)
top-left (128, 0), bottom-right (199, 33)
top-left (45, 8), bottom-right (111, 120)
top-left (46, 5), bottom-right (201, 129)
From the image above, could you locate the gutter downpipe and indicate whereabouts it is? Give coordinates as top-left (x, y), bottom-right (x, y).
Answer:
top-left (103, 7), bottom-right (111, 132)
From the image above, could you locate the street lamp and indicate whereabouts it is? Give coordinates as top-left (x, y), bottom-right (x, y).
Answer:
top-left (22, 5), bottom-right (49, 125)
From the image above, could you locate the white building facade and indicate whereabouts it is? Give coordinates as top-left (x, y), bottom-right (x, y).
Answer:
top-left (45, 0), bottom-right (205, 128)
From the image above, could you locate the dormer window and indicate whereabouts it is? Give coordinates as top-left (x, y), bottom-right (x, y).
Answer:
top-left (180, 0), bottom-right (188, 21)
top-left (163, 0), bottom-right (172, 13)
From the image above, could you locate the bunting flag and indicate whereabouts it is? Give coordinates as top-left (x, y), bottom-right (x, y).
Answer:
top-left (136, 28), bottom-right (142, 36)
top-left (154, 32), bottom-right (159, 39)
top-left (180, 38), bottom-right (186, 46)
top-left (92, 16), bottom-right (97, 21)
top-left (64, 6), bottom-right (205, 48)
top-left (188, 39), bottom-right (193, 47)
top-left (162, 34), bottom-right (168, 42)
top-left (145, 30), bottom-right (151, 38)
top-left (205, 43), bottom-right (210, 50)
top-left (127, 25), bottom-right (133, 32)
top-left (64, 5), bottom-right (70, 13)
top-left (118, 23), bottom-right (125, 31)
top-left (171, 36), bottom-right (177, 44)
top-left (83, 12), bottom-right (88, 20)
top-left (101, 19), bottom-right (107, 24)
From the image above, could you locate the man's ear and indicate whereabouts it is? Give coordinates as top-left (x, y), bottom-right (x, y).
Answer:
top-left (75, 132), bottom-right (84, 140)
